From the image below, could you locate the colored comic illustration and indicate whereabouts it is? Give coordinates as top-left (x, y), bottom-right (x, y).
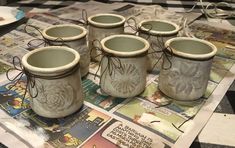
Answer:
top-left (0, 61), bottom-right (11, 75)
top-left (190, 23), bottom-right (235, 46)
top-left (82, 119), bottom-right (166, 148)
top-left (15, 106), bottom-right (111, 147)
top-left (114, 98), bottom-right (186, 142)
top-left (0, 79), bottom-right (30, 116)
top-left (140, 82), bottom-right (172, 107)
top-left (83, 79), bottom-right (126, 111)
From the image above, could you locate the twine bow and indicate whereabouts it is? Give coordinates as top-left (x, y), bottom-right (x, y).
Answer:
top-left (125, 17), bottom-right (152, 39)
top-left (6, 56), bottom-right (38, 105)
top-left (92, 40), bottom-right (124, 80)
top-left (148, 35), bottom-right (173, 71)
top-left (24, 24), bottom-right (71, 49)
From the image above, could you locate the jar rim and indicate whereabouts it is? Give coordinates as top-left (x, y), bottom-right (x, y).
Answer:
top-left (101, 34), bottom-right (149, 57)
top-left (22, 46), bottom-right (80, 76)
top-left (165, 37), bottom-right (217, 60)
top-left (88, 13), bottom-right (125, 28)
top-left (42, 24), bottom-right (87, 41)
top-left (139, 19), bottom-right (180, 36)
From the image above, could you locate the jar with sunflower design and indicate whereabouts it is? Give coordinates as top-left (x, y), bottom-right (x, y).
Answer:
top-left (100, 34), bottom-right (150, 98)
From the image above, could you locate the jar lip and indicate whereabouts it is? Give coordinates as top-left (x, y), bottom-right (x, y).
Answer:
top-left (88, 13), bottom-right (126, 28)
top-left (138, 19), bottom-right (180, 35)
top-left (101, 34), bottom-right (149, 57)
top-left (22, 46), bottom-right (80, 76)
top-left (42, 24), bottom-right (87, 41)
top-left (165, 37), bottom-right (217, 60)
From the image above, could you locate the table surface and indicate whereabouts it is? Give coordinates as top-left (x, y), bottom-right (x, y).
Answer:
top-left (1, 1), bottom-right (235, 148)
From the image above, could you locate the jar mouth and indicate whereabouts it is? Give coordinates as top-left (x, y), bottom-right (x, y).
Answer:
top-left (22, 46), bottom-right (80, 76)
top-left (139, 19), bottom-right (180, 35)
top-left (165, 37), bottom-right (217, 60)
top-left (101, 34), bottom-right (149, 57)
top-left (42, 24), bottom-right (87, 41)
top-left (88, 13), bottom-right (125, 28)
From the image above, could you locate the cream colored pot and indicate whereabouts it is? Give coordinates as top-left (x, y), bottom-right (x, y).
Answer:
top-left (138, 19), bottom-right (180, 72)
top-left (42, 24), bottom-right (89, 77)
top-left (88, 13), bottom-right (126, 61)
top-left (100, 34), bottom-right (149, 98)
top-left (22, 46), bottom-right (84, 118)
top-left (158, 37), bottom-right (217, 101)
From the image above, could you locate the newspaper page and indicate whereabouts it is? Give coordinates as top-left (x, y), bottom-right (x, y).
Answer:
top-left (0, 1), bottom-right (234, 148)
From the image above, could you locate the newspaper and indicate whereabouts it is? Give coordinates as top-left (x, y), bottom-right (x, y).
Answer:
top-left (0, 1), bottom-right (234, 148)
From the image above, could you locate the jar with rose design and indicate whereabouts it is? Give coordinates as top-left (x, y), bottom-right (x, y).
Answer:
top-left (158, 37), bottom-right (217, 101)
top-left (100, 34), bottom-right (150, 98)
top-left (22, 46), bottom-right (83, 118)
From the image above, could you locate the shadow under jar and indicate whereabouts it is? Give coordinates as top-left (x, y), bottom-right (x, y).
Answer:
top-left (158, 37), bottom-right (217, 101)
top-left (88, 13), bottom-right (126, 62)
top-left (22, 46), bottom-right (84, 118)
top-left (138, 19), bottom-right (180, 72)
top-left (42, 24), bottom-right (89, 77)
top-left (100, 34), bottom-right (150, 98)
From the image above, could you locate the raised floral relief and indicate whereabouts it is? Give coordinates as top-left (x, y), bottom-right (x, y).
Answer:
top-left (110, 63), bottom-right (141, 94)
top-left (163, 62), bottom-right (204, 94)
top-left (35, 80), bottom-right (76, 112)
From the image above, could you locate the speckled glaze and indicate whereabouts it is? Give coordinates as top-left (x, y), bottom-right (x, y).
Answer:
top-left (22, 46), bottom-right (84, 118)
top-left (100, 34), bottom-right (149, 98)
top-left (88, 13), bottom-right (125, 61)
top-left (158, 37), bottom-right (217, 101)
top-left (138, 19), bottom-right (180, 72)
top-left (42, 24), bottom-right (89, 77)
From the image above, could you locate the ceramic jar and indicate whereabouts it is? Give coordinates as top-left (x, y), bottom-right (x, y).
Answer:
top-left (158, 37), bottom-right (217, 101)
top-left (100, 34), bottom-right (149, 98)
top-left (22, 46), bottom-right (84, 118)
top-left (88, 13), bottom-right (126, 61)
top-left (138, 19), bottom-right (180, 72)
top-left (42, 24), bottom-right (89, 77)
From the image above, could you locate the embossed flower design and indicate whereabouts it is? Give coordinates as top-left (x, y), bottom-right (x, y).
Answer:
top-left (36, 81), bottom-right (75, 112)
top-left (167, 62), bottom-right (204, 94)
top-left (110, 63), bottom-right (141, 94)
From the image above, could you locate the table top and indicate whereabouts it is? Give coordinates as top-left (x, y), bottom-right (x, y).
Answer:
top-left (0, 0), bottom-right (235, 147)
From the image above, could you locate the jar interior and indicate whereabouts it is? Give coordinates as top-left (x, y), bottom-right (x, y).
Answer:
top-left (170, 39), bottom-right (214, 55)
top-left (27, 48), bottom-right (75, 68)
top-left (46, 26), bottom-right (83, 38)
top-left (104, 37), bottom-right (145, 52)
top-left (91, 15), bottom-right (123, 24)
top-left (142, 21), bottom-right (176, 32)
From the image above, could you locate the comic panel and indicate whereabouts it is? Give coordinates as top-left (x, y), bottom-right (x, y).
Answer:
top-left (114, 98), bottom-right (186, 143)
top-left (0, 78), bottom-right (30, 116)
top-left (15, 106), bottom-right (111, 148)
top-left (83, 79), bottom-right (126, 111)
top-left (82, 118), bottom-right (167, 148)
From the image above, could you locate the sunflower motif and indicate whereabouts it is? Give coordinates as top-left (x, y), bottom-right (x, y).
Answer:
top-left (35, 80), bottom-right (75, 112)
top-left (164, 62), bottom-right (204, 94)
top-left (110, 63), bottom-right (141, 94)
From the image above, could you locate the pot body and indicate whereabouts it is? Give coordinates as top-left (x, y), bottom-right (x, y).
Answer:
top-left (139, 33), bottom-right (177, 72)
top-left (100, 57), bottom-right (147, 98)
top-left (100, 34), bottom-right (149, 98)
top-left (138, 19), bottom-right (179, 72)
top-left (89, 26), bottom-right (124, 61)
top-left (42, 24), bottom-right (89, 77)
top-left (22, 46), bottom-right (84, 118)
top-left (158, 37), bottom-right (217, 101)
top-left (88, 13), bottom-right (125, 62)
top-left (159, 55), bottom-right (213, 101)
